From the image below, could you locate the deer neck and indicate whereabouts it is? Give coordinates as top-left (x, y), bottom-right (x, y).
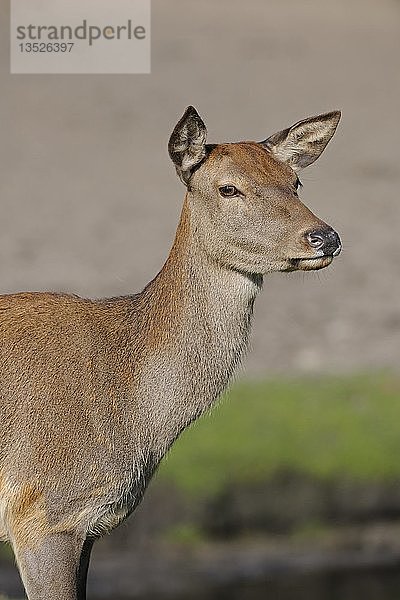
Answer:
top-left (135, 195), bottom-right (262, 455)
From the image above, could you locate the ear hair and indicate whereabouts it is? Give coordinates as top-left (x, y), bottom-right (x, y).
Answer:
top-left (261, 111), bottom-right (341, 172)
top-left (168, 106), bottom-right (207, 185)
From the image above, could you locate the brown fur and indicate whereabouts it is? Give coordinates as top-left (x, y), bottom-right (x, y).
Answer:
top-left (7, 485), bottom-right (47, 549)
top-left (0, 107), bottom-right (341, 599)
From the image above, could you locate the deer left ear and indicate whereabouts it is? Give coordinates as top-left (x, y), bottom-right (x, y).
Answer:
top-left (261, 111), bottom-right (341, 172)
top-left (168, 106), bottom-right (207, 185)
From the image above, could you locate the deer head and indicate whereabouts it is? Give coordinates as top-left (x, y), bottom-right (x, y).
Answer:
top-left (168, 106), bottom-right (341, 274)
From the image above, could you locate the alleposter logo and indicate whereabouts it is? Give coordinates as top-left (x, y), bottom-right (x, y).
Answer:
top-left (10, 0), bottom-right (150, 74)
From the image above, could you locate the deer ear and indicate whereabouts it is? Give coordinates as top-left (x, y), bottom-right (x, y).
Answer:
top-left (261, 111), bottom-right (341, 172)
top-left (168, 106), bottom-right (207, 185)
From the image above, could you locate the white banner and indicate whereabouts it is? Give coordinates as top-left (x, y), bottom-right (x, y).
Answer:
top-left (10, 0), bottom-right (150, 74)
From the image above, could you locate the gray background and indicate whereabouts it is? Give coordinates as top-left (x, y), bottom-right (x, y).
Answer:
top-left (1, 0), bottom-right (399, 375)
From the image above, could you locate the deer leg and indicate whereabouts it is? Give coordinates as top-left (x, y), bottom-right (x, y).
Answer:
top-left (77, 538), bottom-right (94, 600)
top-left (13, 532), bottom-right (88, 600)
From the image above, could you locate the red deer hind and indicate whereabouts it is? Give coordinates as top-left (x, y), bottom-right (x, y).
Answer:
top-left (0, 106), bottom-right (341, 599)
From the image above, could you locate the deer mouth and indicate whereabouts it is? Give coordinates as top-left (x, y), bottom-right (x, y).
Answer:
top-left (288, 255), bottom-right (334, 271)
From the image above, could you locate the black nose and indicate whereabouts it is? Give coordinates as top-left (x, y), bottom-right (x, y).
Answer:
top-left (306, 227), bottom-right (342, 256)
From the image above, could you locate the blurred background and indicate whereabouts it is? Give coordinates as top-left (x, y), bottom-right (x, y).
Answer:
top-left (1, 0), bottom-right (400, 598)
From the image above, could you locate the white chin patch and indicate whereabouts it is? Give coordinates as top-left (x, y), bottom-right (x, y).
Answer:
top-left (297, 256), bottom-right (333, 271)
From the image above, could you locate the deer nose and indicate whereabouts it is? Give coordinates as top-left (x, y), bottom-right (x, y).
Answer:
top-left (306, 227), bottom-right (342, 257)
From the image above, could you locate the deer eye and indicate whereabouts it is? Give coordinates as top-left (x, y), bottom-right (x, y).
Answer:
top-left (219, 185), bottom-right (240, 198)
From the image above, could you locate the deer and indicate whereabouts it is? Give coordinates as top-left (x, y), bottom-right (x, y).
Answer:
top-left (0, 106), bottom-right (341, 599)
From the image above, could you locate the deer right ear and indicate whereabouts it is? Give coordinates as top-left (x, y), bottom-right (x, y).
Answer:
top-left (168, 106), bottom-right (207, 185)
top-left (261, 111), bottom-right (341, 172)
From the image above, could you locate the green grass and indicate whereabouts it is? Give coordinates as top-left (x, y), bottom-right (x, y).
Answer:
top-left (158, 372), bottom-right (400, 496)
top-left (0, 544), bottom-right (13, 561)
top-left (163, 524), bottom-right (206, 545)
